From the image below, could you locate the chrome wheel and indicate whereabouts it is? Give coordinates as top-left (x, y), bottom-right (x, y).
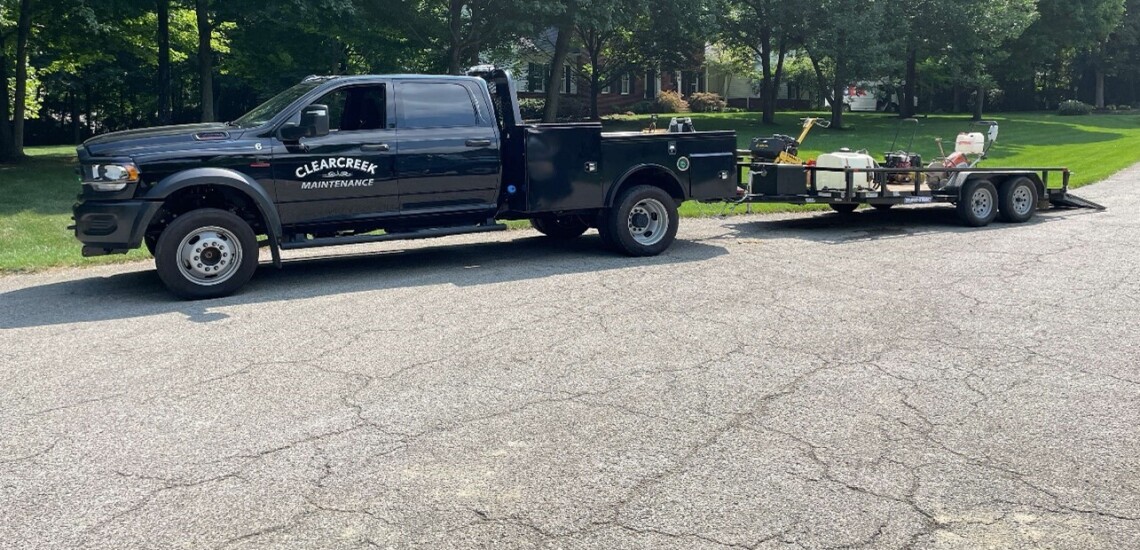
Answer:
top-left (1011, 185), bottom-right (1033, 216)
top-left (971, 188), bottom-right (994, 219)
top-left (627, 198), bottom-right (669, 246)
top-left (176, 225), bottom-right (241, 286)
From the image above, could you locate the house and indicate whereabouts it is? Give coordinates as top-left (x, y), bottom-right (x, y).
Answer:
top-left (506, 31), bottom-right (710, 115)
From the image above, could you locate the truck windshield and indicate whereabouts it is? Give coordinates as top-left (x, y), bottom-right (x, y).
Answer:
top-left (231, 81), bottom-right (323, 128)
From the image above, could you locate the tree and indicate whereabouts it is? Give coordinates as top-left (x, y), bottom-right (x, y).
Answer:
top-left (196, 0), bottom-right (213, 122)
top-left (719, 0), bottom-right (801, 124)
top-left (155, 0), bottom-right (171, 124)
top-left (574, 0), bottom-right (648, 119)
top-left (802, 0), bottom-right (889, 128)
top-left (542, 3), bottom-right (574, 122)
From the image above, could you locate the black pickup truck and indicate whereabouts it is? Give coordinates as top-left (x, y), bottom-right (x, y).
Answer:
top-left (72, 67), bottom-right (737, 298)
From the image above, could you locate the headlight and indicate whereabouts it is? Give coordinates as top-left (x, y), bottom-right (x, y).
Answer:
top-left (83, 162), bottom-right (140, 192)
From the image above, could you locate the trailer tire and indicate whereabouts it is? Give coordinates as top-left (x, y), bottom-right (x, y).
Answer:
top-left (603, 185), bottom-right (679, 256)
top-left (956, 179), bottom-right (999, 227)
top-left (154, 208), bottom-right (259, 300)
top-left (997, 177), bottom-right (1038, 223)
top-left (830, 203), bottom-right (858, 214)
top-left (530, 215), bottom-right (589, 239)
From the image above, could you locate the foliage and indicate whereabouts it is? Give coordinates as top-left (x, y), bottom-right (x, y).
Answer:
top-left (1058, 99), bottom-right (1095, 115)
top-left (655, 90), bottom-right (690, 113)
top-left (628, 100), bottom-right (656, 114)
top-left (688, 92), bottom-right (726, 112)
top-left (519, 98), bottom-right (545, 120)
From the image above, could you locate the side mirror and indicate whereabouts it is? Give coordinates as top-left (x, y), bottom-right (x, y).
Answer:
top-left (280, 104), bottom-right (330, 141)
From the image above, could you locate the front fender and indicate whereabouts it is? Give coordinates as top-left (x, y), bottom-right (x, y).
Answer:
top-left (144, 167), bottom-right (283, 265)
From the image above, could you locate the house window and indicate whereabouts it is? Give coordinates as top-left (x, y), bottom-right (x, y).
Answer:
top-left (601, 81), bottom-right (611, 94)
top-left (560, 65), bottom-right (577, 94)
top-left (526, 62), bottom-right (548, 93)
top-left (620, 73), bottom-right (631, 95)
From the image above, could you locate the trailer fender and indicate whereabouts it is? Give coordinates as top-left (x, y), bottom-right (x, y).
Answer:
top-left (606, 164), bottom-right (686, 207)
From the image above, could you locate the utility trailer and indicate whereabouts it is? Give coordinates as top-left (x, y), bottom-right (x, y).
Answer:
top-left (732, 119), bottom-right (1105, 226)
top-left (732, 161), bottom-right (1105, 227)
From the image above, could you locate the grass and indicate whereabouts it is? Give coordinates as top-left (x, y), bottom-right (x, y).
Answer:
top-left (3, 110), bottom-right (1138, 273)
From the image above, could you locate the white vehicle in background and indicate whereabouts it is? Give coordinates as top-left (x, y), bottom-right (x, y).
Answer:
top-left (825, 81), bottom-right (917, 112)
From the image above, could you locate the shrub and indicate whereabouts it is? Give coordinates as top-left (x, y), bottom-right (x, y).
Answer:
top-left (688, 92), bottom-right (727, 113)
top-left (557, 97), bottom-right (589, 120)
top-left (1119, 104), bottom-right (1133, 111)
top-left (1058, 99), bottom-right (1093, 116)
top-left (655, 90), bottom-right (690, 113)
top-left (519, 98), bottom-right (545, 120)
top-left (629, 100), bottom-right (657, 114)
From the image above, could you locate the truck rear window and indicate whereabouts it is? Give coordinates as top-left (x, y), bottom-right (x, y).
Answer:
top-left (399, 82), bottom-right (479, 129)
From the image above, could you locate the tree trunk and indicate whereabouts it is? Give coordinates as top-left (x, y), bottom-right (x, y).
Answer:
top-left (71, 91), bottom-right (81, 144)
top-left (952, 85), bottom-right (961, 113)
top-left (831, 75), bottom-right (844, 129)
top-left (196, 0), bottom-right (215, 122)
top-left (0, 36), bottom-right (14, 161)
top-left (1095, 69), bottom-right (1105, 109)
top-left (758, 28), bottom-right (774, 124)
top-left (11, 0), bottom-right (33, 158)
top-left (543, 18), bottom-right (573, 122)
top-left (447, 0), bottom-right (464, 74)
top-left (901, 45), bottom-right (917, 118)
top-left (973, 84), bottom-right (984, 121)
top-left (589, 75), bottom-right (600, 120)
top-left (770, 37), bottom-right (788, 123)
top-left (157, 0), bottom-right (172, 124)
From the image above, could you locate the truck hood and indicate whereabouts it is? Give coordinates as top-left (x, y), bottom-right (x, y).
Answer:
top-left (82, 123), bottom-right (240, 158)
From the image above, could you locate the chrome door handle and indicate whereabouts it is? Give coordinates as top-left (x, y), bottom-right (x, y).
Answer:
top-left (465, 139), bottom-right (492, 147)
top-left (361, 143), bottom-right (390, 152)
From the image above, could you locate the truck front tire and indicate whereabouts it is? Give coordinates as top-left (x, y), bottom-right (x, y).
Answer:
top-left (154, 208), bottom-right (259, 300)
top-left (602, 185), bottom-right (679, 256)
top-left (530, 215), bottom-right (589, 239)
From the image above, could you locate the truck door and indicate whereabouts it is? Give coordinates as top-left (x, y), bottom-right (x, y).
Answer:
top-left (273, 83), bottom-right (398, 226)
top-left (394, 80), bottom-right (500, 214)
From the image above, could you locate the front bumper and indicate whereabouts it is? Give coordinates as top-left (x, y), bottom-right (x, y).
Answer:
top-left (72, 199), bottom-right (162, 256)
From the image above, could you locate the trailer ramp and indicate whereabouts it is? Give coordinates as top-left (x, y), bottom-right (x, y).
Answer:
top-left (1048, 190), bottom-right (1106, 211)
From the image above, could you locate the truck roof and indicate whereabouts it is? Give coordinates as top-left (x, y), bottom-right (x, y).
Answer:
top-left (301, 74), bottom-right (485, 84)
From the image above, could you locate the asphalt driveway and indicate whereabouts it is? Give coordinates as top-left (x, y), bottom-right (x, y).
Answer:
top-left (1, 169), bottom-right (1137, 549)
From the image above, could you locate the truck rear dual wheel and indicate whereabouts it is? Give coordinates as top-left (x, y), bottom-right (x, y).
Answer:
top-left (997, 177), bottom-right (1038, 223)
top-left (600, 185), bottom-right (679, 256)
top-left (530, 215), bottom-right (590, 239)
top-left (154, 208), bottom-right (259, 300)
top-left (956, 179), bottom-right (999, 227)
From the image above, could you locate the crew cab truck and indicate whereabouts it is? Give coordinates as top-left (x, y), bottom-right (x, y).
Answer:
top-left (72, 67), bottom-right (738, 299)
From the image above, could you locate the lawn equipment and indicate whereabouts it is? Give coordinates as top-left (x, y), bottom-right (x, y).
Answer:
top-left (749, 117), bottom-right (829, 164)
top-left (882, 118), bottom-right (922, 185)
top-left (926, 120), bottom-right (998, 190)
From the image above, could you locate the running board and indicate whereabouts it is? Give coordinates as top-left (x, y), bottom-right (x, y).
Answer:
top-left (1048, 190), bottom-right (1106, 211)
top-left (279, 223), bottom-right (508, 250)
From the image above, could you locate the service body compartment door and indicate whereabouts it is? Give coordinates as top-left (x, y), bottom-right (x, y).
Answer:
top-left (683, 132), bottom-right (738, 201)
top-left (523, 123), bottom-right (602, 212)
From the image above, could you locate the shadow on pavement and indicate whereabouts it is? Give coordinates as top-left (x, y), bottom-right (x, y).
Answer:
top-left (725, 205), bottom-right (1101, 244)
top-left (0, 234), bottom-right (727, 329)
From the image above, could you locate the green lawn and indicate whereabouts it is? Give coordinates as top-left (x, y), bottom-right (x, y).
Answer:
top-left (3, 111), bottom-right (1138, 273)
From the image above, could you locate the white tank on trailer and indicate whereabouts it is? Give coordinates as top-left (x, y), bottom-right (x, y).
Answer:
top-left (955, 132), bottom-right (986, 154)
top-left (815, 150), bottom-right (877, 191)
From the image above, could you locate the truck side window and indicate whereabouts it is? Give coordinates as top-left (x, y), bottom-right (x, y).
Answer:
top-left (399, 83), bottom-right (478, 129)
top-left (312, 84), bottom-right (387, 132)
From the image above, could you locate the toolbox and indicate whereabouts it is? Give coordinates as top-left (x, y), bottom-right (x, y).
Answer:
top-left (751, 163), bottom-right (808, 195)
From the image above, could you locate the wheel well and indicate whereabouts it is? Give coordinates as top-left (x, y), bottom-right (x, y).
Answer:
top-left (146, 184), bottom-right (268, 241)
top-left (611, 166), bottom-right (686, 206)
